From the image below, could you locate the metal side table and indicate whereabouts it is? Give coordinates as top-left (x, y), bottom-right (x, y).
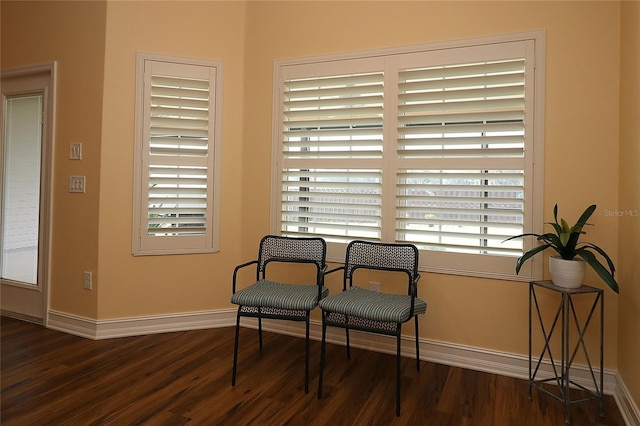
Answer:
top-left (529, 280), bottom-right (604, 424)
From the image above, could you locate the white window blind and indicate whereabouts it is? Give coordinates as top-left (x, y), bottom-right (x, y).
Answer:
top-left (148, 73), bottom-right (209, 236)
top-left (134, 54), bottom-right (222, 255)
top-left (281, 70), bottom-right (384, 242)
top-left (274, 34), bottom-right (544, 280)
top-left (395, 59), bottom-right (526, 257)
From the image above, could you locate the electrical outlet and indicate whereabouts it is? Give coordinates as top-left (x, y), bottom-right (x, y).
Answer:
top-left (368, 281), bottom-right (380, 292)
top-left (83, 271), bottom-right (92, 290)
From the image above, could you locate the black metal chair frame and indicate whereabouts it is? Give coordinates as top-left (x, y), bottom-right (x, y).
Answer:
top-left (317, 240), bottom-right (423, 416)
top-left (231, 235), bottom-right (327, 393)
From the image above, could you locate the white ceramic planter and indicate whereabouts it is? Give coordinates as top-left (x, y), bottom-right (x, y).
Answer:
top-left (549, 256), bottom-right (585, 289)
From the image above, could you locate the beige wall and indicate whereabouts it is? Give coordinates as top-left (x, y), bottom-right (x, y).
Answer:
top-left (1, 1), bottom-right (107, 318)
top-left (1, 0), bottom-right (636, 408)
top-left (243, 0), bottom-right (622, 358)
top-left (618, 0), bottom-right (640, 410)
top-left (98, 1), bottom-right (247, 318)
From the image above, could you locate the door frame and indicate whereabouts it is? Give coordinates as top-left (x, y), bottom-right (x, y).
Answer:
top-left (1, 62), bottom-right (56, 325)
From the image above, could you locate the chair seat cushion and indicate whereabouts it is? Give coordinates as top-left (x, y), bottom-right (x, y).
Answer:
top-left (231, 279), bottom-right (328, 311)
top-left (318, 286), bottom-right (427, 323)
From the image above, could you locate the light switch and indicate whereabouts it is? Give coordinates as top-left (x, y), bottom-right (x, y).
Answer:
top-left (69, 176), bottom-right (86, 193)
top-left (70, 143), bottom-right (82, 160)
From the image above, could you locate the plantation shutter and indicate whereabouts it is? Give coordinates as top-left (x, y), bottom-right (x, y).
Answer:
top-left (274, 36), bottom-right (542, 278)
top-left (280, 68), bottom-right (385, 243)
top-left (134, 55), bottom-right (222, 255)
top-left (395, 55), bottom-right (527, 257)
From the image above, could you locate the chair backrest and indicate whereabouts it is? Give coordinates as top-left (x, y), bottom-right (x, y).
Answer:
top-left (257, 235), bottom-right (327, 275)
top-left (344, 240), bottom-right (419, 291)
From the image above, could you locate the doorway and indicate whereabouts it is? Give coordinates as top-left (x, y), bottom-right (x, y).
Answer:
top-left (1, 63), bottom-right (55, 324)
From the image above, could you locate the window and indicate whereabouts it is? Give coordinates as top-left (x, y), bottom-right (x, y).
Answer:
top-left (273, 33), bottom-right (545, 280)
top-left (133, 53), bottom-right (222, 255)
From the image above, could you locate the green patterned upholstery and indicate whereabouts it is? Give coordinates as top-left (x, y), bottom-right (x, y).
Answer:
top-left (231, 235), bottom-right (328, 394)
top-left (317, 240), bottom-right (426, 416)
top-left (232, 279), bottom-right (328, 311)
top-left (319, 286), bottom-right (426, 323)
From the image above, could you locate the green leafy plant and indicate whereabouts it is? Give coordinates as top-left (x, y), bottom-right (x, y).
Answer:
top-left (504, 204), bottom-right (619, 293)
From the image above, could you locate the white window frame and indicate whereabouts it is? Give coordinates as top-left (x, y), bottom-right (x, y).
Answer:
top-left (272, 32), bottom-right (545, 281)
top-left (133, 53), bottom-right (222, 256)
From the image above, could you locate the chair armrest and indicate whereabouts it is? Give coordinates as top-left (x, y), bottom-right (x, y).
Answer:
top-left (232, 260), bottom-right (258, 294)
top-left (318, 264), bottom-right (328, 284)
top-left (408, 273), bottom-right (422, 316)
top-left (325, 265), bottom-right (345, 276)
top-left (324, 265), bottom-right (346, 291)
top-left (410, 273), bottom-right (421, 297)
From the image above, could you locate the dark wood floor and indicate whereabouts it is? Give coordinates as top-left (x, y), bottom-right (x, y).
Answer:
top-left (1, 316), bottom-right (626, 426)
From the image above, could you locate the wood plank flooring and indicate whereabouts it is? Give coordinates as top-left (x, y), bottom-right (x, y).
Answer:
top-left (1, 316), bottom-right (626, 425)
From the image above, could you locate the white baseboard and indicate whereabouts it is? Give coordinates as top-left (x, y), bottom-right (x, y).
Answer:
top-left (46, 309), bottom-right (639, 425)
top-left (47, 309), bottom-right (237, 340)
top-left (614, 376), bottom-right (640, 426)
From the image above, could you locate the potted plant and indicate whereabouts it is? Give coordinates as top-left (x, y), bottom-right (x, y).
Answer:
top-left (504, 204), bottom-right (619, 293)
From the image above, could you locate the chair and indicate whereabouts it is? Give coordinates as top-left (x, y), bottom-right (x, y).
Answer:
top-left (231, 235), bottom-right (327, 393)
top-left (317, 240), bottom-right (426, 416)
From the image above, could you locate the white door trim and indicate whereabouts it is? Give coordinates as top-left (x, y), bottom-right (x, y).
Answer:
top-left (1, 62), bottom-right (56, 325)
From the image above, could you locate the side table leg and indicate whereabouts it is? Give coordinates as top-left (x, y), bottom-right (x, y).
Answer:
top-left (563, 293), bottom-right (570, 424)
top-left (599, 292), bottom-right (605, 418)
top-left (529, 282), bottom-right (533, 402)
